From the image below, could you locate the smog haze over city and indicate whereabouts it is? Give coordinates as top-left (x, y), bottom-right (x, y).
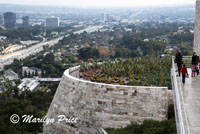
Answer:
top-left (0, 0), bottom-right (196, 7)
top-left (0, 0), bottom-right (198, 134)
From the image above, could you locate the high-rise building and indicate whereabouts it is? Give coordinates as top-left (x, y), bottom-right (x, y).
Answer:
top-left (46, 17), bottom-right (59, 27)
top-left (22, 16), bottom-right (29, 27)
top-left (106, 14), bottom-right (114, 22)
top-left (4, 12), bottom-right (16, 28)
top-left (100, 13), bottom-right (105, 23)
top-left (100, 13), bottom-right (114, 23)
top-left (0, 13), bottom-right (3, 26)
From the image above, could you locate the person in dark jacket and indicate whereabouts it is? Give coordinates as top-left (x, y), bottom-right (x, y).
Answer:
top-left (191, 52), bottom-right (199, 77)
top-left (175, 50), bottom-right (183, 77)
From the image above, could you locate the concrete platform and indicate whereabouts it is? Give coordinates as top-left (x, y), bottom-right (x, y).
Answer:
top-left (177, 69), bottom-right (200, 134)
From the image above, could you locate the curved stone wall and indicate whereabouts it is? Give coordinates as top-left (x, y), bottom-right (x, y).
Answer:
top-left (43, 66), bottom-right (171, 134)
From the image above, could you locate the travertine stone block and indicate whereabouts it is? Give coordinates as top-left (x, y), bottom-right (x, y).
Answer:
top-left (43, 67), bottom-right (172, 134)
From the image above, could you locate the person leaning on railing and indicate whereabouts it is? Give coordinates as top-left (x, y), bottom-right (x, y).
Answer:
top-left (191, 52), bottom-right (199, 77)
top-left (175, 50), bottom-right (183, 77)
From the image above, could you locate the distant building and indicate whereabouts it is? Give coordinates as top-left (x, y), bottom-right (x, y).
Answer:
top-left (100, 13), bottom-right (114, 23)
top-left (4, 12), bottom-right (16, 28)
top-left (4, 69), bottom-right (19, 80)
top-left (46, 17), bottom-right (59, 27)
top-left (143, 39), bottom-right (149, 42)
top-left (106, 14), bottom-right (113, 22)
top-left (22, 67), bottom-right (42, 77)
top-left (0, 77), bottom-right (6, 93)
top-left (18, 78), bottom-right (40, 92)
top-left (22, 16), bottom-right (29, 27)
top-left (0, 66), bottom-right (4, 71)
top-left (18, 77), bottom-right (61, 92)
top-left (100, 13), bottom-right (105, 23)
top-left (0, 36), bottom-right (6, 41)
top-left (0, 13), bottom-right (3, 26)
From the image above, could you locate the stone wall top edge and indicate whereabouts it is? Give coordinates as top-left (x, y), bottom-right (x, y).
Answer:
top-left (64, 66), bottom-right (168, 89)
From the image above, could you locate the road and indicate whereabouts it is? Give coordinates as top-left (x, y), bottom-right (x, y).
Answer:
top-left (0, 36), bottom-right (64, 67)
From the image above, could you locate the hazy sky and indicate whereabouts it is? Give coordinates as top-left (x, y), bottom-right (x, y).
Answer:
top-left (0, 0), bottom-right (196, 7)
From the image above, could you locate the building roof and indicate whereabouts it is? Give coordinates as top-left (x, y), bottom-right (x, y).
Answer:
top-left (18, 78), bottom-right (40, 92)
top-left (28, 67), bottom-right (42, 71)
top-left (18, 77), bottom-right (61, 92)
top-left (4, 69), bottom-right (19, 80)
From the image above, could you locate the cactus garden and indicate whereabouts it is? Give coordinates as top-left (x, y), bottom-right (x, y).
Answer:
top-left (79, 56), bottom-right (172, 88)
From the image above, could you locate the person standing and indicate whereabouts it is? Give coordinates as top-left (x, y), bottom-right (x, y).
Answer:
top-left (175, 50), bottom-right (183, 77)
top-left (191, 52), bottom-right (198, 77)
top-left (181, 64), bottom-right (188, 84)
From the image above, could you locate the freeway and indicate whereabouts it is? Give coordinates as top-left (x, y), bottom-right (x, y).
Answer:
top-left (0, 36), bottom-right (64, 67)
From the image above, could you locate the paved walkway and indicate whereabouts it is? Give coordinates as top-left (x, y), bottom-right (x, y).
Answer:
top-left (177, 69), bottom-right (200, 134)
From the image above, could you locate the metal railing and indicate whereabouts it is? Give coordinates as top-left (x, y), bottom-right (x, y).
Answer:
top-left (182, 56), bottom-right (192, 68)
top-left (171, 56), bottom-right (187, 134)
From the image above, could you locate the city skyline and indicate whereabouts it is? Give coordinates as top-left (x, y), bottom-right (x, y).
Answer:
top-left (0, 0), bottom-right (196, 7)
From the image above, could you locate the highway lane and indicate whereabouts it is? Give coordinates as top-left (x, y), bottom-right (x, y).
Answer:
top-left (0, 36), bottom-right (65, 67)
